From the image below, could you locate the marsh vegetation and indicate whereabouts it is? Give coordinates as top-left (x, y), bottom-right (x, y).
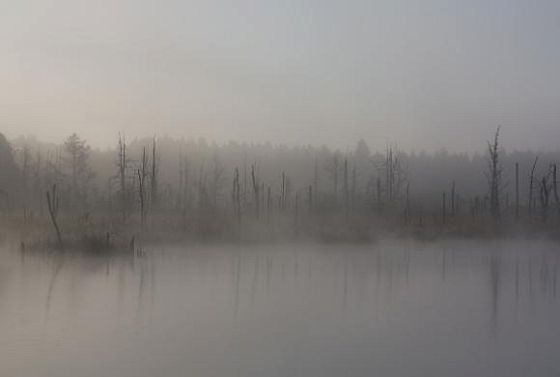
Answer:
top-left (0, 128), bottom-right (559, 252)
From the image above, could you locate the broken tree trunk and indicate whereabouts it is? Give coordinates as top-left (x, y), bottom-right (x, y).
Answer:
top-left (540, 176), bottom-right (550, 223)
top-left (251, 164), bottom-right (260, 219)
top-left (552, 164), bottom-right (559, 216)
top-left (137, 147), bottom-right (148, 230)
top-left (442, 191), bottom-right (446, 225)
top-left (515, 162), bottom-right (519, 220)
top-left (46, 184), bottom-right (63, 250)
top-left (529, 156), bottom-right (539, 218)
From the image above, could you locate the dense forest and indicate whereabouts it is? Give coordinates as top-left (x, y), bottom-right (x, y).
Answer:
top-left (1, 129), bottom-right (559, 249)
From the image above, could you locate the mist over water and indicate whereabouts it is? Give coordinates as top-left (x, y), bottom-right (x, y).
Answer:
top-left (1, 239), bottom-right (559, 377)
top-left (3, 1), bottom-right (560, 375)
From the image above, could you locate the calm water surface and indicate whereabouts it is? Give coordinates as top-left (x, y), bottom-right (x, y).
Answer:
top-left (1, 240), bottom-right (559, 377)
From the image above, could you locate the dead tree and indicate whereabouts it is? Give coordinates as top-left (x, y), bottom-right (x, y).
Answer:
top-left (294, 192), bottom-right (299, 233)
top-left (251, 164), bottom-right (260, 219)
top-left (343, 158), bottom-right (349, 214)
top-left (46, 184), bottom-right (63, 250)
top-left (528, 156), bottom-right (539, 218)
top-left (33, 151), bottom-right (43, 215)
top-left (515, 162), bottom-right (519, 219)
top-left (308, 185), bottom-right (313, 213)
top-left (117, 134), bottom-right (128, 222)
top-left (285, 176), bottom-right (292, 209)
top-left (281, 171), bottom-right (286, 210)
top-left (351, 165), bottom-right (356, 211)
top-left (261, 182), bottom-right (265, 213)
top-left (21, 145), bottom-right (31, 208)
top-left (211, 152), bottom-right (225, 209)
top-left (539, 176), bottom-right (550, 222)
top-left (232, 168), bottom-right (241, 223)
top-left (333, 155), bottom-right (339, 205)
top-left (486, 127), bottom-right (502, 222)
top-left (387, 147), bottom-right (393, 202)
top-left (442, 191), bottom-right (446, 225)
top-left (451, 181), bottom-right (456, 217)
top-left (552, 164), bottom-right (559, 216)
top-left (243, 156), bottom-right (248, 208)
top-left (137, 147), bottom-right (148, 230)
top-left (150, 137), bottom-right (158, 209)
top-left (267, 186), bottom-right (272, 223)
top-left (382, 145), bottom-right (407, 206)
top-left (197, 165), bottom-right (208, 210)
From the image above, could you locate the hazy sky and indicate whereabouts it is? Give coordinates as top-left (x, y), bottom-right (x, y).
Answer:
top-left (1, 0), bottom-right (560, 152)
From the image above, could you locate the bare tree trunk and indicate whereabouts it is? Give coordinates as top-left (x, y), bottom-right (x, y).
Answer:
top-left (515, 162), bottom-right (519, 219)
top-left (487, 127), bottom-right (501, 223)
top-left (46, 184), bottom-right (63, 250)
top-left (183, 156), bottom-right (190, 210)
top-left (281, 172), bottom-right (286, 211)
top-left (251, 164), bottom-right (260, 219)
top-left (137, 168), bottom-right (145, 229)
top-left (552, 164), bottom-right (559, 216)
top-left (211, 153), bottom-right (224, 210)
top-left (151, 137), bottom-right (158, 209)
top-left (351, 165), bottom-right (356, 211)
top-left (442, 191), bottom-right (446, 225)
top-left (267, 186), bottom-right (272, 224)
top-left (386, 147), bottom-right (392, 202)
top-left (232, 168), bottom-right (241, 224)
top-left (529, 156), bottom-right (539, 218)
top-left (118, 134), bottom-right (127, 222)
top-left (451, 180), bottom-right (456, 217)
top-left (333, 155), bottom-right (338, 206)
top-left (294, 192), bottom-right (299, 234)
top-left (137, 147), bottom-right (148, 230)
top-left (261, 182), bottom-right (265, 213)
top-left (540, 176), bottom-right (550, 223)
top-left (308, 185), bottom-right (313, 213)
top-left (343, 158), bottom-right (349, 215)
top-left (285, 177), bottom-right (291, 209)
top-left (243, 157), bottom-right (247, 209)
top-left (21, 146), bottom-right (30, 212)
top-left (389, 148), bottom-right (394, 202)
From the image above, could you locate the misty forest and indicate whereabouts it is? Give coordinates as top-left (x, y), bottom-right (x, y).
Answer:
top-left (0, 127), bottom-right (559, 252)
top-left (5, 0), bottom-right (560, 376)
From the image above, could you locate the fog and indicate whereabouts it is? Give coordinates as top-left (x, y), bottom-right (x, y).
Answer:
top-left (1, 128), bottom-right (559, 248)
top-left (2, 2), bottom-right (560, 376)
top-left (2, 0), bottom-right (560, 151)
top-left (2, 240), bottom-right (560, 377)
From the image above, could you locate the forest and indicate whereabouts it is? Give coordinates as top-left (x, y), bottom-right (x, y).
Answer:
top-left (0, 128), bottom-right (559, 251)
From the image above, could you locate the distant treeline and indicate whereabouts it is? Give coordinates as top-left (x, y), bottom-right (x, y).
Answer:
top-left (1, 129), bottom-right (559, 247)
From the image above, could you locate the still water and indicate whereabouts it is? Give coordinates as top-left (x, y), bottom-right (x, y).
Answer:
top-left (1, 239), bottom-right (559, 377)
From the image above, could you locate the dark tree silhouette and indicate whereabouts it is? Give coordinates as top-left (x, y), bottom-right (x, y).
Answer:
top-left (486, 127), bottom-right (502, 222)
top-left (46, 184), bottom-right (63, 250)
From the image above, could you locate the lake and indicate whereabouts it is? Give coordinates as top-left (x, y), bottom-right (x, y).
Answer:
top-left (1, 239), bottom-right (559, 377)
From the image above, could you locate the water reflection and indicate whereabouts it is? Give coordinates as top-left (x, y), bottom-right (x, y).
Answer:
top-left (14, 242), bottom-right (560, 329)
top-left (3, 240), bottom-right (560, 377)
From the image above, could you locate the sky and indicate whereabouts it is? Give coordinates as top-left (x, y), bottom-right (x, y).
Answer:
top-left (1, 0), bottom-right (560, 152)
